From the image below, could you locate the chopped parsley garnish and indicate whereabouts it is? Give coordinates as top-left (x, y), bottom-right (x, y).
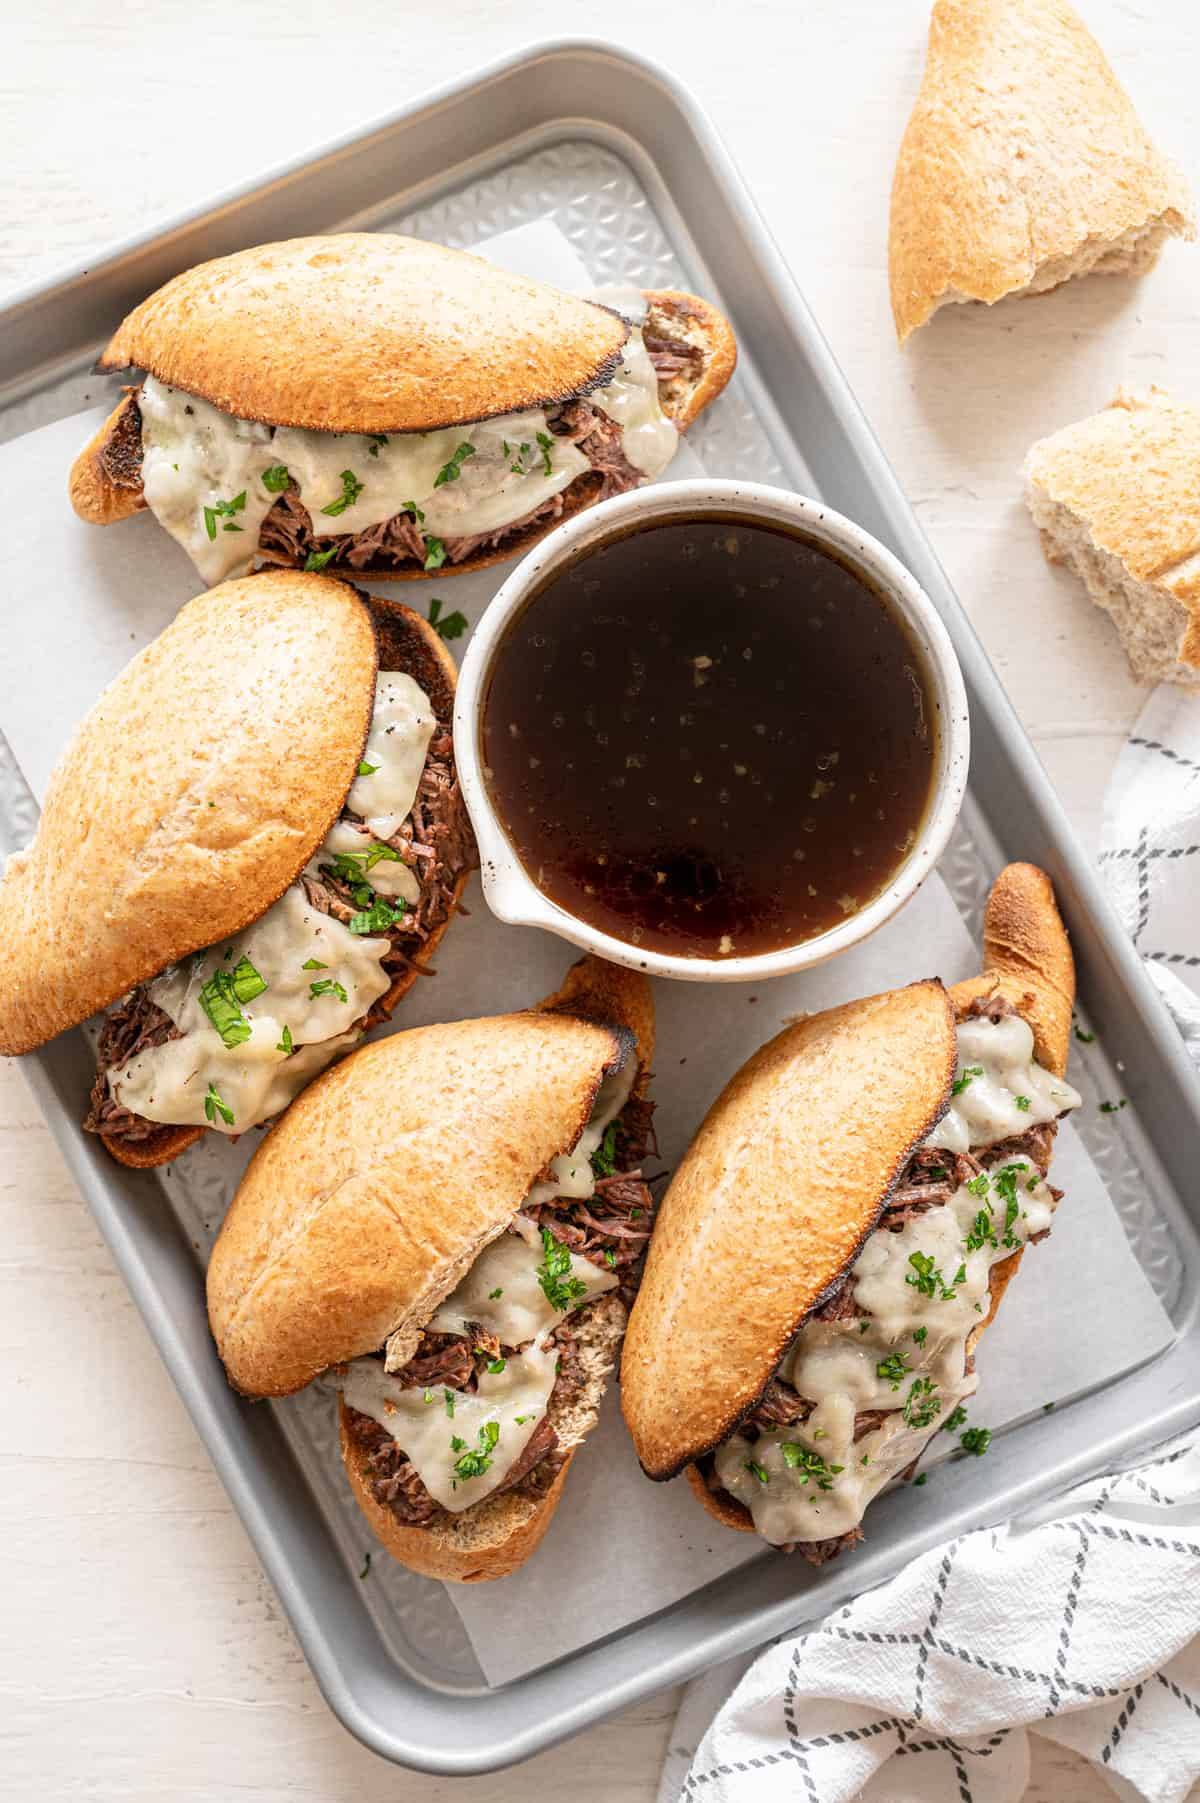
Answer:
top-left (1074, 1024), bottom-right (1095, 1044)
top-left (488, 1287), bottom-right (503, 1300)
top-left (536, 430), bottom-right (555, 476)
top-left (966, 1172), bottom-right (990, 1198)
top-left (423, 1389), bottom-right (434, 1404)
top-left (358, 759), bottom-right (379, 776)
top-left (951, 1063), bottom-right (984, 1097)
top-left (744, 1459), bottom-right (769, 1486)
top-left (1100, 1098), bottom-right (1127, 1114)
top-left (508, 440), bottom-right (533, 473)
top-left (198, 955), bottom-right (267, 1048)
top-left (277, 1025), bottom-right (294, 1056)
top-left (1015, 1095), bottom-right (1031, 1112)
top-left (202, 491), bottom-right (246, 540)
top-left (321, 469), bottom-right (365, 516)
top-left (358, 1551), bottom-right (371, 1580)
top-left (903, 1377), bottom-right (940, 1429)
top-left (423, 536), bottom-right (447, 571)
top-left (779, 1442), bottom-right (844, 1489)
top-left (302, 958), bottom-right (326, 970)
top-left (309, 977), bottom-right (349, 1003)
top-left (536, 1226), bottom-right (588, 1312)
top-left (304, 547), bottom-right (338, 572)
top-left (453, 1419), bottom-right (501, 1481)
top-left (514, 1415), bottom-right (532, 1426)
top-left (428, 595), bottom-right (467, 640)
top-left (905, 1251), bottom-right (965, 1300)
top-left (349, 895), bottom-right (406, 936)
top-left (965, 1208), bottom-right (998, 1253)
top-left (912, 1326), bottom-right (928, 1346)
top-left (444, 1390), bottom-right (456, 1418)
top-left (876, 1350), bottom-right (912, 1390)
top-left (914, 1473), bottom-right (928, 1487)
top-left (991, 1164), bottom-right (1025, 1247)
top-left (603, 1248), bottom-right (617, 1268)
top-left (959, 1425), bottom-right (992, 1457)
top-left (486, 1357), bottom-right (507, 1375)
top-left (434, 442), bottom-right (476, 487)
top-left (943, 1404), bottom-right (969, 1434)
top-left (402, 500), bottom-right (425, 522)
top-left (260, 463), bottom-right (291, 493)
top-left (366, 434), bottom-right (389, 457)
top-left (203, 1082), bottom-right (234, 1127)
top-left (590, 1120), bottom-right (619, 1179)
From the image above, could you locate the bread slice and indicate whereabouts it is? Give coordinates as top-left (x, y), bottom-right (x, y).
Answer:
top-left (889, 0), bottom-right (1194, 343)
top-left (1024, 386), bottom-right (1200, 686)
top-left (677, 862), bottom-right (1075, 1540)
top-left (68, 285), bottom-right (736, 582)
top-left (0, 571), bottom-right (379, 1061)
top-left (94, 587), bottom-right (471, 1172)
top-left (338, 1291), bottom-right (626, 1583)
top-left (621, 979), bottom-right (958, 1481)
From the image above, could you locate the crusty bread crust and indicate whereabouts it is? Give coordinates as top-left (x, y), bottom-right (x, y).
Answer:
top-left (95, 234), bottom-right (628, 434)
top-left (68, 394), bottom-right (145, 525)
top-left (683, 862), bottom-right (1075, 1539)
top-left (1024, 386), bottom-right (1200, 683)
top-left (68, 287), bottom-right (736, 581)
top-left (621, 980), bottom-right (957, 1482)
top-left (95, 589), bottom-right (471, 1171)
top-left (0, 571), bottom-right (379, 1059)
top-left (338, 1291), bottom-right (627, 1584)
top-left (889, 0), bottom-right (1194, 343)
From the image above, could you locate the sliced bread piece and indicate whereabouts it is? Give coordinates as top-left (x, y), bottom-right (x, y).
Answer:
top-left (1025, 386), bottom-right (1200, 686)
top-left (889, 0), bottom-right (1194, 343)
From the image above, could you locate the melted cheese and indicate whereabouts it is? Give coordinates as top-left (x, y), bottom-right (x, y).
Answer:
top-left (428, 1215), bottom-right (618, 1345)
top-left (591, 332), bottom-right (679, 476)
top-left (527, 1058), bottom-right (637, 1205)
top-left (927, 1014), bottom-right (1082, 1154)
top-left (107, 887), bottom-right (390, 1132)
top-left (729, 1166), bottom-right (1056, 1547)
top-left (339, 1341), bottom-right (559, 1513)
top-left (139, 378), bottom-right (277, 585)
top-left (346, 673), bottom-right (437, 841)
top-left (303, 820), bottom-right (420, 906)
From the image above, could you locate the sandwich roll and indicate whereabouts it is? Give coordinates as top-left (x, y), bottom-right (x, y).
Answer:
top-left (622, 864), bottom-right (1080, 1563)
top-left (0, 570), bottom-right (475, 1168)
top-left (207, 955), bottom-right (656, 1583)
top-left (69, 234), bottom-right (736, 586)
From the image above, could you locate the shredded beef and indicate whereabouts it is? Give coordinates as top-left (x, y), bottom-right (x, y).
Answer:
top-left (744, 1378), bottom-right (810, 1431)
top-left (97, 389), bottom-right (146, 492)
top-left (83, 992), bottom-right (182, 1139)
top-left (644, 328), bottom-right (704, 381)
top-left (809, 1280), bottom-right (861, 1323)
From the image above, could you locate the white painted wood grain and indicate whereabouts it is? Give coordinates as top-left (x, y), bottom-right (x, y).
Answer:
top-left (2, 1), bottom-right (1198, 1795)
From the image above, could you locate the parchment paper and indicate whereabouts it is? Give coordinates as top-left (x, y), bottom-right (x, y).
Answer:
top-left (0, 220), bottom-right (1174, 1688)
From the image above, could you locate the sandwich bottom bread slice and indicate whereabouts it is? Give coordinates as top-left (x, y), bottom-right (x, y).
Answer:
top-left (1025, 386), bottom-right (1200, 686)
top-left (81, 584), bottom-right (474, 1168)
top-left (622, 863), bottom-right (1080, 1562)
top-left (207, 954), bottom-right (656, 1583)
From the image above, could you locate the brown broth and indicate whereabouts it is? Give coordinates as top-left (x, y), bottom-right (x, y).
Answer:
top-left (481, 515), bottom-right (936, 959)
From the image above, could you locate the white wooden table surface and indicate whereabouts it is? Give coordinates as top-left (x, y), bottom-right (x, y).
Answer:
top-left (3, 2), bottom-right (1198, 1796)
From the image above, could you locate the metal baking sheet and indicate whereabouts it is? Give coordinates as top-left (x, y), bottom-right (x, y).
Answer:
top-left (2, 40), bottom-right (1199, 1775)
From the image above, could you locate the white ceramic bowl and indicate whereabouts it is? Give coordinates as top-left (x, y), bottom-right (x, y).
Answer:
top-left (453, 480), bottom-right (970, 982)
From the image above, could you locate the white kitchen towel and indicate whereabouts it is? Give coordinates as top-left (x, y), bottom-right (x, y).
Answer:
top-left (660, 1436), bottom-right (1200, 1803)
top-left (661, 683), bottom-right (1200, 1803)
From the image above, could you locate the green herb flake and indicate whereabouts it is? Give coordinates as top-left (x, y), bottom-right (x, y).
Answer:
top-left (905, 1250), bottom-right (964, 1301)
top-left (1074, 1023), bottom-right (1095, 1044)
top-left (486, 1357), bottom-right (507, 1375)
top-left (912, 1326), bottom-right (928, 1346)
top-left (261, 463), bottom-right (291, 493)
top-left (423, 1388), bottom-right (434, 1404)
top-left (348, 895), bottom-right (406, 937)
top-left (358, 759), bottom-right (379, 776)
top-left (744, 1459), bottom-right (769, 1486)
top-left (590, 1120), bottom-right (619, 1180)
top-left (428, 595), bottom-right (467, 640)
top-left (1015, 1095), bottom-right (1031, 1112)
top-left (780, 1442), bottom-right (844, 1490)
top-left (423, 536), bottom-right (447, 572)
top-left (358, 1551), bottom-right (372, 1580)
top-left (951, 1063), bottom-right (985, 1097)
top-left (309, 977), bottom-right (349, 1003)
top-left (488, 1287), bottom-right (503, 1300)
top-left (966, 1172), bottom-right (990, 1198)
top-left (913, 1472), bottom-right (928, 1487)
top-left (203, 1082), bottom-right (235, 1127)
top-left (943, 1405), bottom-right (969, 1435)
top-left (304, 547), bottom-right (338, 572)
top-left (366, 434), bottom-right (389, 457)
top-left (536, 430), bottom-right (555, 476)
top-left (903, 1376), bottom-right (940, 1429)
top-left (876, 1350), bottom-right (911, 1390)
top-left (1100, 1098), bottom-right (1128, 1114)
top-left (302, 958), bottom-right (326, 970)
top-left (536, 1226), bottom-right (589, 1312)
top-left (433, 441), bottom-right (476, 487)
top-left (959, 1425), bottom-right (992, 1457)
top-left (444, 1390), bottom-right (456, 1418)
top-left (202, 491), bottom-right (247, 541)
top-left (277, 1024), bottom-right (294, 1056)
top-left (604, 1248), bottom-right (617, 1268)
top-left (321, 469), bottom-right (365, 517)
top-left (402, 499), bottom-right (425, 523)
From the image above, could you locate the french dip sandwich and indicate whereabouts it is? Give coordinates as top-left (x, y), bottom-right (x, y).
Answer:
top-left (0, 570), bottom-right (475, 1168)
top-left (622, 864), bottom-right (1081, 1561)
top-left (69, 234), bottom-right (736, 586)
top-left (207, 956), bottom-right (656, 1583)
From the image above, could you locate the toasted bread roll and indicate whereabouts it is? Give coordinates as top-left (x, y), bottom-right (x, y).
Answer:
top-left (889, 0), bottom-right (1194, 343)
top-left (1024, 386), bottom-right (1200, 687)
top-left (622, 980), bottom-right (957, 1481)
top-left (628, 866), bottom-right (1076, 1557)
top-left (68, 237), bottom-right (736, 584)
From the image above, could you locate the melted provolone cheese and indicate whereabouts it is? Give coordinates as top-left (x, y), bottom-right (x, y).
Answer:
top-left (729, 1165), bottom-right (1057, 1547)
top-left (528, 1057), bottom-right (637, 1205)
top-left (927, 1014), bottom-right (1081, 1154)
top-left (346, 673), bottom-right (437, 841)
top-left (107, 887), bottom-right (391, 1132)
top-left (427, 1215), bottom-right (618, 1345)
top-left (339, 1341), bottom-right (559, 1512)
top-left (417, 413), bottom-right (589, 539)
top-left (591, 332), bottom-right (679, 476)
top-left (139, 378), bottom-right (278, 585)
